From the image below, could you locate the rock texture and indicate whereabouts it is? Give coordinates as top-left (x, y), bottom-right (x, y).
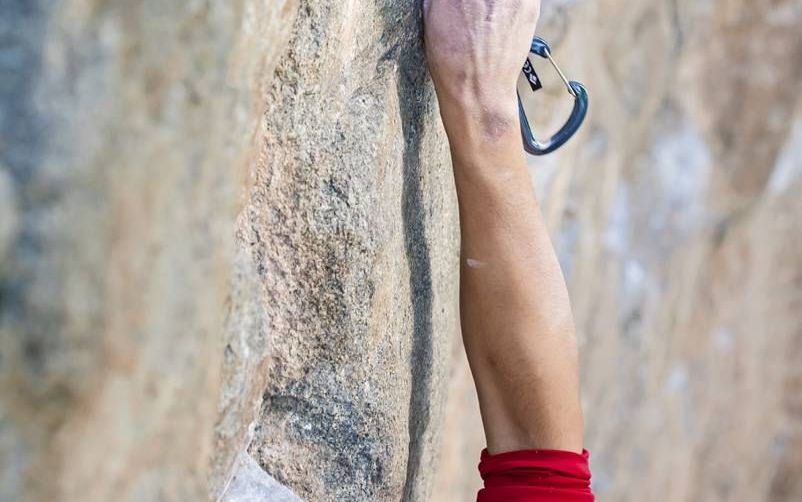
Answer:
top-left (0, 0), bottom-right (295, 500)
top-left (239, 1), bottom-right (459, 500)
top-left (433, 1), bottom-right (802, 501)
top-left (220, 452), bottom-right (301, 502)
top-left (1, 0), bottom-right (458, 501)
top-left (3, 0), bottom-right (801, 501)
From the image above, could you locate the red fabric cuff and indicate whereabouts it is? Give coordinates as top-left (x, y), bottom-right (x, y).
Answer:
top-left (477, 448), bottom-right (595, 501)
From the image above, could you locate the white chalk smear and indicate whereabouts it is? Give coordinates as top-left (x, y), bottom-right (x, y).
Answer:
top-left (498, 169), bottom-right (516, 181)
top-left (466, 258), bottom-right (487, 269)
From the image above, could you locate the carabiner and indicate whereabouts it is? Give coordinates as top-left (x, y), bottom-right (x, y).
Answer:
top-left (518, 36), bottom-right (589, 156)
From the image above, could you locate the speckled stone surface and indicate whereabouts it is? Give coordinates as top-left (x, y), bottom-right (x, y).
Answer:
top-left (0, 0), bottom-right (458, 501)
top-left (0, 0), bottom-right (293, 500)
top-left (239, 1), bottom-right (459, 500)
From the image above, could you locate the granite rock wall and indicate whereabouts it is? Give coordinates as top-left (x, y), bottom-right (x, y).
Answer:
top-left (236, 1), bottom-right (459, 501)
top-left (0, 0), bottom-right (264, 499)
top-left (1, 0), bottom-right (459, 500)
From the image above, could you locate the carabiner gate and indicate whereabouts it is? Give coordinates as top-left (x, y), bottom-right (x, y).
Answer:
top-left (518, 37), bottom-right (589, 156)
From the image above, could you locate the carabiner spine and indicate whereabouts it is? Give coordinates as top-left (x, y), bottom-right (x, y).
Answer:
top-left (518, 36), bottom-right (589, 155)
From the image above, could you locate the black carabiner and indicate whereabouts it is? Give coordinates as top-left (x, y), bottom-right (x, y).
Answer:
top-left (518, 36), bottom-right (589, 156)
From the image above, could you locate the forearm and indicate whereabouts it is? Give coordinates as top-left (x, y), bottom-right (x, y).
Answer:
top-left (449, 117), bottom-right (584, 454)
top-left (423, 0), bottom-right (584, 456)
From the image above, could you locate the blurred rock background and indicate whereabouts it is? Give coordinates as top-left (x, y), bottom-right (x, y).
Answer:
top-left (0, 0), bottom-right (800, 501)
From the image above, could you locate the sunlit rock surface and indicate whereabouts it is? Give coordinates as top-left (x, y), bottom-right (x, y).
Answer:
top-left (239, 1), bottom-right (458, 501)
top-left (1, 0), bottom-right (458, 500)
top-left (0, 0), bottom-right (273, 499)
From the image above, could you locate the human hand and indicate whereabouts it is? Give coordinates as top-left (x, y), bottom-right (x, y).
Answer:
top-left (423, 0), bottom-right (540, 141)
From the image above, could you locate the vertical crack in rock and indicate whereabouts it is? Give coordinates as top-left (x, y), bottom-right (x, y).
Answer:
top-left (398, 35), bottom-right (435, 502)
top-left (375, 2), bottom-right (439, 499)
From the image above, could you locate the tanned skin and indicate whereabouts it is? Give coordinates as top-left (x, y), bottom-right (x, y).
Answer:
top-left (423, 0), bottom-right (585, 455)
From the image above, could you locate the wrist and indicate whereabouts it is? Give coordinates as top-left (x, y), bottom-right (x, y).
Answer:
top-left (437, 89), bottom-right (518, 138)
top-left (431, 83), bottom-right (531, 186)
top-left (447, 127), bottom-right (531, 194)
top-left (437, 93), bottom-right (520, 152)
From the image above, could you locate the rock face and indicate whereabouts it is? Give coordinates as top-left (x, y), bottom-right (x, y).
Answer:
top-left (1, 0), bottom-right (457, 501)
top-left (433, 1), bottom-right (802, 501)
top-left (0, 1), bottom-right (286, 500)
top-left (3, 1), bottom-right (801, 502)
top-left (219, 452), bottom-right (302, 502)
top-left (237, 1), bottom-right (458, 501)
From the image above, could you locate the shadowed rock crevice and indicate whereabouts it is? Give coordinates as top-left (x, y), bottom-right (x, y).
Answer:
top-left (376, 2), bottom-right (440, 500)
top-left (397, 30), bottom-right (435, 502)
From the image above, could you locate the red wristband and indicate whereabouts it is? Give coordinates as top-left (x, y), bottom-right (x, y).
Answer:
top-left (477, 448), bottom-right (595, 501)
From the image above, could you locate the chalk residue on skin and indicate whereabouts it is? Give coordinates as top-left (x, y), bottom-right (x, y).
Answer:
top-left (497, 169), bottom-right (516, 181)
top-left (466, 258), bottom-right (487, 269)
